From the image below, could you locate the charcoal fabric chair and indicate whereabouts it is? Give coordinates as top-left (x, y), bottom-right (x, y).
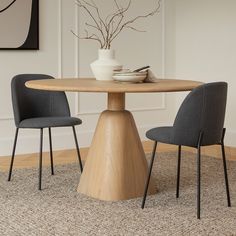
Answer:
top-left (8, 74), bottom-right (83, 190)
top-left (141, 82), bottom-right (231, 219)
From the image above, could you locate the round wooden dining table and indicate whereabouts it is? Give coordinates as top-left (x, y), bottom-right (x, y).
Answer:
top-left (26, 78), bottom-right (202, 201)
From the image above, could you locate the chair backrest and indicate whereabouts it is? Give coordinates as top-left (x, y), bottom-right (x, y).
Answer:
top-left (11, 74), bottom-right (71, 127)
top-left (172, 82), bottom-right (228, 147)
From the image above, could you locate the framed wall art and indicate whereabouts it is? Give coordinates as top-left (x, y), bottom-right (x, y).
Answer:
top-left (0, 0), bottom-right (39, 50)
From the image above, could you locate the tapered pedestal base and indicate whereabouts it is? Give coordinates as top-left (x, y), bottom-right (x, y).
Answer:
top-left (77, 110), bottom-right (156, 201)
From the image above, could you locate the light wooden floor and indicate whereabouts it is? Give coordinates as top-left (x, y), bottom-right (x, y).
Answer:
top-left (0, 141), bottom-right (235, 171)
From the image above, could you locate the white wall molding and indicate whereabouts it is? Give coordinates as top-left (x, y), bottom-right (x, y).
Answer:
top-left (76, 93), bottom-right (166, 116)
top-left (1, 128), bottom-right (235, 157)
top-left (0, 0), bottom-right (63, 121)
top-left (0, 0), bottom-right (181, 156)
top-left (225, 131), bottom-right (236, 147)
top-left (0, 116), bottom-right (14, 121)
top-left (0, 123), bottom-right (166, 156)
top-left (0, 131), bottom-right (78, 156)
top-left (58, 0), bottom-right (63, 78)
top-left (161, 0), bottom-right (166, 78)
top-left (0, 0), bottom-right (63, 122)
top-left (74, 3), bottom-right (80, 117)
top-left (75, 0), bottom-right (167, 117)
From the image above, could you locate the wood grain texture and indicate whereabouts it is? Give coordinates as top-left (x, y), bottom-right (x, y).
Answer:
top-left (77, 110), bottom-right (156, 201)
top-left (0, 148), bottom-right (89, 171)
top-left (25, 78), bottom-right (202, 93)
top-left (108, 93), bottom-right (125, 111)
top-left (20, 77), bottom-right (212, 201)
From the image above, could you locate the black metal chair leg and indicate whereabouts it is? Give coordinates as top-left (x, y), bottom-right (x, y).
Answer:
top-left (141, 141), bottom-right (158, 209)
top-left (8, 128), bottom-right (19, 181)
top-left (176, 145), bottom-right (181, 198)
top-left (72, 126), bottom-right (83, 173)
top-left (197, 132), bottom-right (203, 219)
top-left (221, 143), bottom-right (231, 207)
top-left (39, 128), bottom-right (43, 190)
top-left (197, 145), bottom-right (201, 219)
top-left (221, 128), bottom-right (231, 207)
top-left (48, 128), bottom-right (54, 175)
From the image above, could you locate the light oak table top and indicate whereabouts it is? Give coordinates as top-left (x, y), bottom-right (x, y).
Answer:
top-left (26, 78), bottom-right (202, 93)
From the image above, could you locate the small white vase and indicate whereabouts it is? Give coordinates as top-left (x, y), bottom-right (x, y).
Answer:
top-left (91, 49), bottom-right (122, 81)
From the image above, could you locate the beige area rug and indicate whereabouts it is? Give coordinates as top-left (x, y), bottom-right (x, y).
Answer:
top-left (0, 152), bottom-right (236, 236)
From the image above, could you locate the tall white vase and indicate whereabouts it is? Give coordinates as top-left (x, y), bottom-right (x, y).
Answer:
top-left (90, 49), bottom-right (122, 81)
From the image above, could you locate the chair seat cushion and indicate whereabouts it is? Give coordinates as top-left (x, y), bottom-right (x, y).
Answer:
top-left (146, 126), bottom-right (173, 144)
top-left (19, 117), bottom-right (82, 128)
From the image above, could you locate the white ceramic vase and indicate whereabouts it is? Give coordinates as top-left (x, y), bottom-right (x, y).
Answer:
top-left (90, 49), bottom-right (122, 81)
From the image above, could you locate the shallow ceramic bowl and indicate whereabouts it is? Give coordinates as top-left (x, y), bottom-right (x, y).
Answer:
top-left (112, 74), bottom-right (146, 83)
top-left (113, 71), bottom-right (147, 76)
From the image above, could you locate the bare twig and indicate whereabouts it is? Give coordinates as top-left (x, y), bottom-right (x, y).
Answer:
top-left (73, 0), bottom-right (161, 49)
top-left (84, 0), bottom-right (108, 31)
top-left (71, 29), bottom-right (103, 48)
top-left (76, 0), bottom-right (106, 44)
top-left (107, 0), bottom-right (132, 44)
top-left (110, 0), bottom-right (161, 43)
top-left (124, 26), bottom-right (146, 33)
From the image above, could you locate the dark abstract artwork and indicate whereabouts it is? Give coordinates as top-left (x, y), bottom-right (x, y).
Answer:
top-left (0, 0), bottom-right (39, 50)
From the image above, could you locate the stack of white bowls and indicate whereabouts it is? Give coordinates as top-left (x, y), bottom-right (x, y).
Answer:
top-left (112, 69), bottom-right (147, 83)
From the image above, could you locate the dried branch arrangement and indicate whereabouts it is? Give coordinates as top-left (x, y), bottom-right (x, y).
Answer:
top-left (72, 0), bottom-right (161, 49)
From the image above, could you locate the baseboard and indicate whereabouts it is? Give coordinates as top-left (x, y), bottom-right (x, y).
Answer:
top-left (224, 130), bottom-right (236, 147)
top-left (1, 126), bottom-right (235, 157)
top-left (0, 125), bottom-right (156, 157)
top-left (0, 129), bottom-right (94, 157)
top-left (1, 139), bottom-right (236, 172)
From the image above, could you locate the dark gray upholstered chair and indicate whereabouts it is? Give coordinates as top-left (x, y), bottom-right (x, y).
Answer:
top-left (141, 82), bottom-right (231, 219)
top-left (8, 74), bottom-right (83, 190)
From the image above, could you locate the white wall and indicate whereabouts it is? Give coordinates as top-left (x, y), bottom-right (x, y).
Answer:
top-left (0, 0), bottom-right (177, 156)
top-left (2, 0), bottom-right (235, 156)
top-left (174, 0), bottom-right (236, 146)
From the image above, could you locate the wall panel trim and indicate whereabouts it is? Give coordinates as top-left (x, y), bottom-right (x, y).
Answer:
top-left (75, 0), bottom-right (167, 116)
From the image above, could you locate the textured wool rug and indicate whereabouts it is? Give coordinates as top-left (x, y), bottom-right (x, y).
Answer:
top-left (0, 152), bottom-right (236, 236)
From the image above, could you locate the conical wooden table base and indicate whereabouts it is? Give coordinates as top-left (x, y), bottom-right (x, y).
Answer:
top-left (25, 80), bottom-right (202, 201)
top-left (78, 110), bottom-right (156, 201)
